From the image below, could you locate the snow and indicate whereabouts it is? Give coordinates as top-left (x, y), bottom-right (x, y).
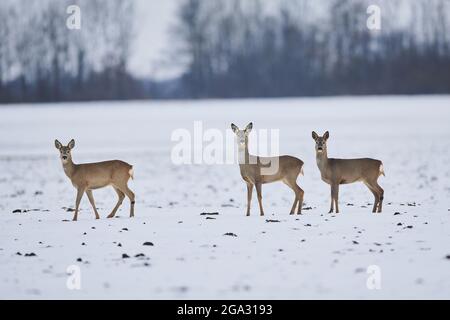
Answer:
top-left (0, 96), bottom-right (449, 299)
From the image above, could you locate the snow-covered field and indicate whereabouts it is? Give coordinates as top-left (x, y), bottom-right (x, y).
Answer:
top-left (0, 96), bottom-right (449, 299)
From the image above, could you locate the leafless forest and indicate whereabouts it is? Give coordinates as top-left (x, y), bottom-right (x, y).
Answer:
top-left (0, 0), bottom-right (449, 102)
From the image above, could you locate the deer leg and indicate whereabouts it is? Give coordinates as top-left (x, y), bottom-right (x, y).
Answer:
top-left (364, 182), bottom-right (380, 213)
top-left (86, 190), bottom-right (100, 220)
top-left (73, 187), bottom-right (85, 221)
top-left (283, 180), bottom-right (298, 215)
top-left (290, 196), bottom-right (299, 215)
top-left (377, 186), bottom-right (384, 213)
top-left (107, 187), bottom-right (125, 219)
top-left (373, 182), bottom-right (384, 213)
top-left (246, 182), bottom-right (253, 216)
top-left (297, 186), bottom-right (304, 215)
top-left (255, 182), bottom-right (264, 216)
top-left (289, 194), bottom-right (298, 216)
top-left (334, 184), bottom-right (340, 214)
top-left (121, 184), bottom-right (136, 218)
top-left (284, 177), bottom-right (303, 215)
top-left (329, 185), bottom-right (336, 214)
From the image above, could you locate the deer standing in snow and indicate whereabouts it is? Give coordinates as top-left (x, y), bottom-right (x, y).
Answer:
top-left (312, 131), bottom-right (385, 214)
top-left (55, 139), bottom-right (135, 221)
top-left (231, 123), bottom-right (305, 216)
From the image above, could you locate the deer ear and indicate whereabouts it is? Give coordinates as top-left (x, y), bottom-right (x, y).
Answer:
top-left (68, 139), bottom-right (75, 149)
top-left (323, 131), bottom-right (330, 140)
top-left (312, 131), bottom-right (319, 140)
top-left (245, 122), bottom-right (253, 133)
top-left (55, 139), bottom-right (62, 150)
top-left (231, 123), bottom-right (239, 133)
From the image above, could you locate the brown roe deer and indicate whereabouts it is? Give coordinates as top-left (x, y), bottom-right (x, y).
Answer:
top-left (55, 139), bottom-right (135, 221)
top-left (312, 131), bottom-right (385, 214)
top-left (232, 123), bottom-right (305, 216)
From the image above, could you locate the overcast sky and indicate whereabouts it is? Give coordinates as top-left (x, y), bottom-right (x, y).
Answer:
top-left (129, 0), bottom-right (179, 80)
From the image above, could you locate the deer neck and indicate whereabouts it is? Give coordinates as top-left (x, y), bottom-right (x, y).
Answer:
top-left (62, 158), bottom-right (77, 179)
top-left (316, 149), bottom-right (329, 172)
top-left (238, 142), bottom-right (251, 166)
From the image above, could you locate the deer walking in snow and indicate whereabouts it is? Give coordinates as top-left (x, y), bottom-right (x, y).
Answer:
top-left (55, 139), bottom-right (135, 221)
top-left (312, 131), bottom-right (385, 214)
top-left (231, 123), bottom-right (305, 216)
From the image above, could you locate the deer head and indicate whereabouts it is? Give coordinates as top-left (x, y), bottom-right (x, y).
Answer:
top-left (312, 131), bottom-right (329, 154)
top-left (231, 123), bottom-right (253, 148)
top-left (55, 139), bottom-right (75, 164)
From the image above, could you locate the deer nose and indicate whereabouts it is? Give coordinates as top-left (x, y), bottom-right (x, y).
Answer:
top-left (62, 156), bottom-right (68, 160)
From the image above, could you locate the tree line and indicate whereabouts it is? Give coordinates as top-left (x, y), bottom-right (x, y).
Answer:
top-left (0, 0), bottom-right (144, 103)
top-left (172, 0), bottom-right (450, 98)
top-left (1, 0), bottom-right (450, 103)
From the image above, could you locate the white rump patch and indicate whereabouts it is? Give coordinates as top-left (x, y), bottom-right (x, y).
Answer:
top-left (129, 168), bottom-right (134, 180)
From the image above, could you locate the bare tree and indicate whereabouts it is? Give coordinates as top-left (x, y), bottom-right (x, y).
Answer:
top-left (1, 0), bottom-right (449, 102)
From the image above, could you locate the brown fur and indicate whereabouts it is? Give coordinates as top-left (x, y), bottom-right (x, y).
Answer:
top-left (232, 123), bottom-right (304, 216)
top-left (55, 139), bottom-right (135, 221)
top-left (312, 131), bottom-right (385, 214)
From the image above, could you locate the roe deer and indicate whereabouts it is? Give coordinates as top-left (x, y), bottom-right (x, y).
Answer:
top-left (55, 139), bottom-right (135, 221)
top-left (231, 123), bottom-right (304, 216)
top-left (312, 131), bottom-right (385, 214)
